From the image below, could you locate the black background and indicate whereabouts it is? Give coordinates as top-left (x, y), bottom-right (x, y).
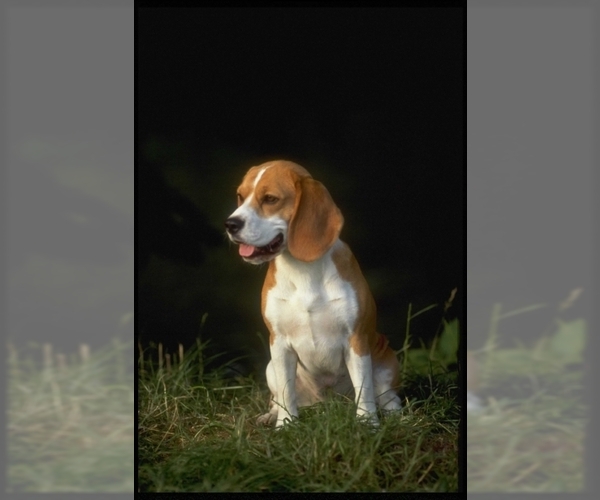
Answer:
top-left (137, 7), bottom-right (464, 375)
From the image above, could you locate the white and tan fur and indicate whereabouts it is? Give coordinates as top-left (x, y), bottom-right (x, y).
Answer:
top-left (225, 160), bottom-right (401, 427)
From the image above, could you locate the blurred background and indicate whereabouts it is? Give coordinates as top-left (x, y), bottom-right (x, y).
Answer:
top-left (137, 8), bottom-right (464, 376)
top-left (5, 6), bottom-right (135, 493)
top-left (467, 6), bottom-right (594, 493)
top-left (468, 6), bottom-right (593, 349)
top-left (6, 6), bottom-right (134, 362)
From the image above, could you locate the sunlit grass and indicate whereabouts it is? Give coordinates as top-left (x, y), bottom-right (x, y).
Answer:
top-left (138, 303), bottom-right (460, 492)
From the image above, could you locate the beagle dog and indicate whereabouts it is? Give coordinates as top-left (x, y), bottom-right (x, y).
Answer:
top-left (225, 160), bottom-right (401, 427)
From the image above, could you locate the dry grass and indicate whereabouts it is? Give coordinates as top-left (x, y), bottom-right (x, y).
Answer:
top-left (7, 338), bottom-right (134, 492)
top-left (138, 308), bottom-right (461, 492)
top-left (467, 296), bottom-right (588, 492)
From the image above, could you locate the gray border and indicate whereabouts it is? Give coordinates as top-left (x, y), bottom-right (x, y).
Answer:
top-left (468, 0), bottom-right (597, 497)
top-left (1, 2), bottom-right (6, 495)
top-left (3, 0), bottom-right (134, 497)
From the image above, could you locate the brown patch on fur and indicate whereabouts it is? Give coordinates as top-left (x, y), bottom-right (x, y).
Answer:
top-left (287, 177), bottom-right (344, 262)
top-left (332, 242), bottom-right (400, 388)
top-left (379, 336), bottom-right (401, 389)
top-left (236, 160), bottom-right (343, 262)
top-left (331, 242), bottom-right (378, 357)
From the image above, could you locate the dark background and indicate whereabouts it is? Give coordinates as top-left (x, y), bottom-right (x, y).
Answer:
top-left (137, 7), bottom-right (464, 376)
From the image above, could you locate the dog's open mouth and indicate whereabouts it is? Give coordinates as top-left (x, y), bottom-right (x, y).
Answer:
top-left (238, 233), bottom-right (284, 259)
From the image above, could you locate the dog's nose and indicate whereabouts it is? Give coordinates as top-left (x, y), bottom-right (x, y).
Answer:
top-left (225, 217), bottom-right (244, 235)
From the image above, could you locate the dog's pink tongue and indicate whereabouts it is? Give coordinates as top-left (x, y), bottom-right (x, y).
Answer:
top-left (239, 244), bottom-right (256, 257)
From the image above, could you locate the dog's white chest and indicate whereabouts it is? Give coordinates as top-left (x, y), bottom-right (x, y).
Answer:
top-left (264, 247), bottom-right (358, 371)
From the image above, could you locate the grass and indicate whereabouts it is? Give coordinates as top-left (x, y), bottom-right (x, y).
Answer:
top-left (7, 337), bottom-right (134, 493)
top-left (467, 297), bottom-right (588, 492)
top-left (137, 305), bottom-right (461, 493)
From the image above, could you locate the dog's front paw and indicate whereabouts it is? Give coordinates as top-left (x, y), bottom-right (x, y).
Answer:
top-left (379, 396), bottom-right (402, 412)
top-left (256, 412), bottom-right (277, 426)
top-left (356, 412), bottom-right (380, 430)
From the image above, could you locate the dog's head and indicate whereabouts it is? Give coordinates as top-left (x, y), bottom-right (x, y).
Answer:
top-left (225, 160), bottom-right (344, 264)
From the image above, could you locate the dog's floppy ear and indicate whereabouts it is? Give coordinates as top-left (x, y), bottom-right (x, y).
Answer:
top-left (288, 177), bottom-right (344, 262)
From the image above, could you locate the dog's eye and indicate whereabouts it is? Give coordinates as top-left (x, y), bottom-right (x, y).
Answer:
top-left (263, 195), bottom-right (279, 205)
top-left (237, 193), bottom-right (244, 204)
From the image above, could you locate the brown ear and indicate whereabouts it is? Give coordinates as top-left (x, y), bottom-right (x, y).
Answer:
top-left (288, 177), bottom-right (344, 262)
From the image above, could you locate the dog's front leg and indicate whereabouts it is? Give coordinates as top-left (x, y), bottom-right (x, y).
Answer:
top-left (345, 349), bottom-right (379, 425)
top-left (270, 342), bottom-right (299, 427)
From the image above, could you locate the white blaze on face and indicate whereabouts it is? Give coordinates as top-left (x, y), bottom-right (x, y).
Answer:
top-left (253, 165), bottom-right (270, 186)
top-left (244, 165), bottom-right (270, 208)
top-left (227, 165), bottom-right (288, 257)
top-left (228, 167), bottom-right (270, 244)
top-left (233, 165), bottom-right (269, 215)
